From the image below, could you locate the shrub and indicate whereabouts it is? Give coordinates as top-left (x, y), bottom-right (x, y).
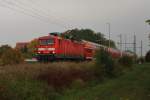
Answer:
top-left (95, 49), bottom-right (115, 78)
top-left (104, 56), bottom-right (115, 77)
top-left (145, 50), bottom-right (150, 62)
top-left (0, 62), bottom-right (95, 90)
top-left (0, 45), bottom-right (12, 58)
top-left (1, 48), bottom-right (24, 65)
top-left (137, 57), bottom-right (145, 64)
top-left (37, 62), bottom-right (94, 89)
top-left (118, 56), bottom-right (133, 67)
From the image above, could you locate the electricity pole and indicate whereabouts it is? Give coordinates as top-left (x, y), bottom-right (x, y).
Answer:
top-left (119, 34), bottom-right (122, 50)
top-left (118, 34), bottom-right (143, 58)
top-left (119, 34), bottom-right (123, 56)
top-left (125, 35), bottom-right (127, 51)
top-left (133, 34), bottom-right (136, 54)
top-left (141, 40), bottom-right (143, 57)
top-left (118, 34), bottom-right (137, 54)
top-left (149, 34), bottom-right (150, 47)
top-left (107, 23), bottom-right (111, 48)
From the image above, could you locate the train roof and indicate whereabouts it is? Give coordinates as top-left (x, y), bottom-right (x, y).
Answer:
top-left (38, 35), bottom-right (82, 44)
top-left (82, 40), bottom-right (107, 49)
top-left (38, 35), bottom-right (60, 40)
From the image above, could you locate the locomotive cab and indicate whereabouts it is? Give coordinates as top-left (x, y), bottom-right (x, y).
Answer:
top-left (36, 35), bottom-right (56, 61)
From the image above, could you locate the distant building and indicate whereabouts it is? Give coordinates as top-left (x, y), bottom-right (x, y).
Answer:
top-left (15, 38), bottom-right (38, 50)
top-left (16, 42), bottom-right (29, 50)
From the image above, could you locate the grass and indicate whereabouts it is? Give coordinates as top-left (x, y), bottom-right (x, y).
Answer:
top-left (0, 79), bottom-right (59, 100)
top-left (58, 63), bottom-right (150, 100)
top-left (0, 62), bottom-right (94, 100)
top-left (0, 62), bottom-right (150, 100)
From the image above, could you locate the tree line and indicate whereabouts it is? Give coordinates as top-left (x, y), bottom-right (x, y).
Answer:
top-left (62, 29), bottom-right (116, 48)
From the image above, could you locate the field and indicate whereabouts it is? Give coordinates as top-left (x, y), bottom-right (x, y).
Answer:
top-left (60, 63), bottom-right (150, 100)
top-left (0, 62), bottom-right (150, 100)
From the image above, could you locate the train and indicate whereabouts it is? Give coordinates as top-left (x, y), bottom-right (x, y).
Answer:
top-left (35, 33), bottom-right (133, 62)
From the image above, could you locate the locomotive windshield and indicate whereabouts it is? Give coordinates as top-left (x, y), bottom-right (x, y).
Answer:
top-left (40, 39), bottom-right (54, 45)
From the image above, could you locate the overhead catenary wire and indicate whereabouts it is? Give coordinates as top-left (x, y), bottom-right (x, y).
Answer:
top-left (4, 0), bottom-right (68, 29)
top-left (0, 0), bottom-right (70, 29)
top-left (14, 0), bottom-right (72, 29)
top-left (0, 0), bottom-right (48, 23)
top-left (18, 0), bottom-right (75, 29)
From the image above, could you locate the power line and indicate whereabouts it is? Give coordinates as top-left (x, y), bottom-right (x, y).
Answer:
top-left (13, 0), bottom-right (68, 28)
top-left (118, 34), bottom-right (143, 57)
top-left (25, 0), bottom-right (75, 29)
top-left (0, 1), bottom-right (48, 23)
top-left (0, 0), bottom-right (69, 29)
top-left (15, 0), bottom-right (72, 29)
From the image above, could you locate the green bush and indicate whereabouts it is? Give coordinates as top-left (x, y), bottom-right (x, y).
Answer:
top-left (0, 47), bottom-right (24, 65)
top-left (118, 56), bottom-right (133, 67)
top-left (0, 45), bottom-right (12, 58)
top-left (137, 57), bottom-right (145, 64)
top-left (104, 56), bottom-right (115, 77)
top-left (37, 62), bottom-right (95, 89)
top-left (95, 49), bottom-right (115, 78)
top-left (145, 50), bottom-right (150, 62)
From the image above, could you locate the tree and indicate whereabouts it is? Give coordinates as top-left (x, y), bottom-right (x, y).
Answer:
top-left (145, 50), bottom-right (150, 62)
top-left (0, 45), bottom-right (23, 65)
top-left (146, 19), bottom-right (150, 46)
top-left (27, 39), bottom-right (39, 57)
top-left (146, 19), bottom-right (150, 25)
top-left (145, 19), bottom-right (150, 46)
top-left (62, 29), bottom-right (97, 42)
top-left (0, 45), bottom-right (12, 57)
top-left (104, 40), bottom-right (116, 48)
top-left (20, 45), bottom-right (28, 53)
top-left (62, 29), bottom-right (116, 48)
top-left (1, 49), bottom-right (23, 65)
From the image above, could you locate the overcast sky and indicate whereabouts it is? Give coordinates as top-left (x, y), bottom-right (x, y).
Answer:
top-left (0, 0), bottom-right (150, 55)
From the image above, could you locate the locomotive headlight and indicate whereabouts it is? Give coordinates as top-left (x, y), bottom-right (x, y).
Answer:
top-left (48, 48), bottom-right (55, 51)
top-left (38, 48), bottom-right (45, 51)
top-left (38, 51), bottom-right (41, 54)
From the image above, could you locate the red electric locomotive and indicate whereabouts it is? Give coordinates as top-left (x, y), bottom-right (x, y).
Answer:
top-left (35, 33), bottom-right (85, 61)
